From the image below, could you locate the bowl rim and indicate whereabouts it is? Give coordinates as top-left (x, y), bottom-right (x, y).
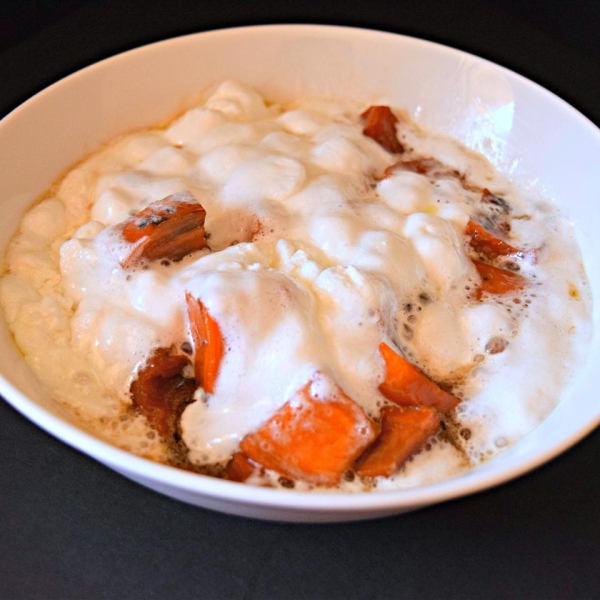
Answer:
top-left (1, 23), bottom-right (599, 516)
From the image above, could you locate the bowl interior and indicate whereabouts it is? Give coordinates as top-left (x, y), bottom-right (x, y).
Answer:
top-left (0, 25), bottom-right (598, 521)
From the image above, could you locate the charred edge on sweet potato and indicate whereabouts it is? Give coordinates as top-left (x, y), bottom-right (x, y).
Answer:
top-left (129, 346), bottom-right (196, 439)
top-left (360, 106), bottom-right (405, 154)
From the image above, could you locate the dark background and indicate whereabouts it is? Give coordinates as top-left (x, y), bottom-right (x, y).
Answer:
top-left (1, 1), bottom-right (599, 599)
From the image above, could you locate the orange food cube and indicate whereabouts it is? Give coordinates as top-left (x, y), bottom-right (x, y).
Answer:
top-left (465, 219), bottom-right (537, 264)
top-left (355, 405), bottom-right (440, 478)
top-left (361, 106), bottom-right (405, 154)
top-left (185, 294), bottom-right (224, 394)
top-left (473, 260), bottom-right (528, 300)
top-left (240, 376), bottom-right (378, 486)
top-left (121, 192), bottom-right (208, 267)
top-left (130, 347), bottom-right (196, 437)
top-left (378, 342), bottom-right (460, 412)
top-left (224, 452), bottom-right (258, 483)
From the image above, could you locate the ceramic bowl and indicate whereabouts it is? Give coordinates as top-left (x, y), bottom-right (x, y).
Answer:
top-left (0, 24), bottom-right (598, 522)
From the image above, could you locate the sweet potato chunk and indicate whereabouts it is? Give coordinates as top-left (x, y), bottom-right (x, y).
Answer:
top-left (481, 188), bottom-right (511, 214)
top-left (185, 293), bottom-right (224, 393)
top-left (378, 342), bottom-right (460, 412)
top-left (240, 376), bottom-right (378, 486)
top-left (361, 106), bottom-right (405, 154)
top-left (465, 219), bottom-right (537, 264)
top-left (355, 405), bottom-right (440, 478)
top-left (130, 347), bottom-right (196, 437)
top-left (121, 192), bottom-right (208, 267)
top-left (473, 260), bottom-right (527, 300)
top-left (224, 452), bottom-right (258, 483)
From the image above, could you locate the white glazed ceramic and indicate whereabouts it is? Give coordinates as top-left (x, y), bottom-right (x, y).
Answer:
top-left (0, 25), bottom-right (598, 522)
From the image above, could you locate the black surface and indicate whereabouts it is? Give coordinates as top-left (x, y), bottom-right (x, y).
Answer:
top-left (1, 1), bottom-right (599, 599)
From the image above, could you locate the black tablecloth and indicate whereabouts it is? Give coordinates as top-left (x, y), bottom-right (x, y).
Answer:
top-left (1, 1), bottom-right (599, 598)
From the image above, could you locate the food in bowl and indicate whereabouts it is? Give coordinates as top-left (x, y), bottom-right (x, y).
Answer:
top-left (0, 80), bottom-right (591, 491)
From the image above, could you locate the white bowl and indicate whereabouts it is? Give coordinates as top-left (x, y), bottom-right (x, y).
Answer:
top-left (0, 24), bottom-right (598, 522)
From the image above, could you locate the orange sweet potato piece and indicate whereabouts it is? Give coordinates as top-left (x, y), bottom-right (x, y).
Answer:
top-left (473, 260), bottom-right (527, 300)
top-left (130, 347), bottom-right (196, 437)
top-left (465, 219), bottom-right (537, 264)
top-left (224, 452), bottom-right (258, 483)
top-left (121, 192), bottom-right (208, 267)
top-left (240, 376), bottom-right (378, 486)
top-left (378, 342), bottom-right (460, 412)
top-left (185, 293), bottom-right (224, 393)
top-left (361, 106), bottom-right (405, 154)
top-left (481, 188), bottom-right (511, 214)
top-left (355, 405), bottom-right (440, 478)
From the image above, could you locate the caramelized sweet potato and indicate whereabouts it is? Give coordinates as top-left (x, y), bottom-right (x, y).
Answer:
top-left (355, 405), bottom-right (440, 478)
top-left (185, 293), bottom-right (224, 393)
top-left (378, 342), bottom-right (460, 412)
top-left (481, 188), bottom-right (511, 214)
top-left (239, 376), bottom-right (378, 486)
top-left (465, 219), bottom-right (537, 264)
top-left (473, 260), bottom-right (527, 300)
top-left (224, 452), bottom-right (257, 483)
top-left (130, 347), bottom-right (196, 437)
top-left (361, 106), bottom-right (405, 154)
top-left (121, 192), bottom-right (208, 267)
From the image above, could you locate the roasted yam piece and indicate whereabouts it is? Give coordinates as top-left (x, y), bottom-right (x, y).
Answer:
top-left (378, 342), bottom-right (460, 412)
top-left (473, 260), bottom-right (527, 300)
top-left (130, 347), bottom-right (196, 437)
top-left (240, 376), bottom-right (378, 486)
top-left (481, 188), bottom-right (511, 214)
top-left (225, 452), bottom-right (258, 483)
top-left (465, 219), bottom-right (537, 264)
top-left (355, 405), bottom-right (440, 478)
top-left (185, 293), bottom-right (224, 393)
top-left (121, 192), bottom-right (208, 267)
top-left (361, 106), bottom-right (405, 154)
